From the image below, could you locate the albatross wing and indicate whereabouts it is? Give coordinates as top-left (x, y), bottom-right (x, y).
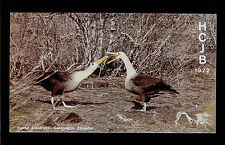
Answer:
top-left (51, 72), bottom-right (71, 81)
top-left (37, 71), bottom-right (71, 82)
top-left (131, 74), bottom-right (178, 94)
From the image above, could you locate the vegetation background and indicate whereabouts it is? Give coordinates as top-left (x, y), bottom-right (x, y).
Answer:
top-left (9, 13), bottom-right (216, 133)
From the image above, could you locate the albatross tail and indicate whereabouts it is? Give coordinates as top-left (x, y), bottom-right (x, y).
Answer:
top-left (169, 88), bottom-right (179, 94)
top-left (158, 88), bottom-right (179, 94)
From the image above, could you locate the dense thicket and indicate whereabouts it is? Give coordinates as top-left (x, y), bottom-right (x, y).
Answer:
top-left (10, 13), bottom-right (216, 82)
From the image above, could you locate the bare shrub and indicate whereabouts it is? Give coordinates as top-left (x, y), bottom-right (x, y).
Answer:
top-left (10, 13), bottom-right (216, 85)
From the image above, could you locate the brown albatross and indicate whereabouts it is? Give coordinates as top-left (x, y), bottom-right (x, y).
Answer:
top-left (105, 52), bottom-right (178, 111)
top-left (35, 56), bottom-right (108, 109)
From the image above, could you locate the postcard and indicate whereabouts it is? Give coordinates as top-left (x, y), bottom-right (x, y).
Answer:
top-left (9, 13), bottom-right (216, 133)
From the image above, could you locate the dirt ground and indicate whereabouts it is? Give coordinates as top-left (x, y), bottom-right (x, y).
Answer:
top-left (9, 69), bottom-right (216, 133)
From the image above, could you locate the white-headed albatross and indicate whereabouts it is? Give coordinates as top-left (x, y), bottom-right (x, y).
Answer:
top-left (105, 52), bottom-right (178, 112)
top-left (35, 56), bottom-right (108, 109)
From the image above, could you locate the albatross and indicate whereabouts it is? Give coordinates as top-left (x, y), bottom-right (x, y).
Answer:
top-left (105, 52), bottom-right (178, 111)
top-left (35, 56), bottom-right (108, 109)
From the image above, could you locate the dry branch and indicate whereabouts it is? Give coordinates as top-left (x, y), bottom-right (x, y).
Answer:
top-left (10, 13), bottom-right (216, 83)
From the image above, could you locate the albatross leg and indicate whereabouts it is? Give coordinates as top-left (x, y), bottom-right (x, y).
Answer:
top-left (51, 95), bottom-right (77, 109)
top-left (51, 97), bottom-right (57, 109)
top-left (62, 101), bottom-right (77, 108)
top-left (60, 96), bottom-right (77, 108)
top-left (54, 97), bottom-right (61, 105)
top-left (143, 102), bottom-right (147, 111)
top-left (134, 102), bottom-right (147, 112)
top-left (137, 102), bottom-right (147, 112)
top-left (51, 96), bottom-right (72, 109)
top-left (51, 97), bottom-right (62, 109)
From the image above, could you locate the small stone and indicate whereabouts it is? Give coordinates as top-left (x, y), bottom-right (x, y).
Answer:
top-left (80, 83), bottom-right (89, 88)
top-left (57, 112), bottom-right (83, 123)
top-left (10, 81), bottom-right (14, 86)
top-left (96, 82), bottom-right (109, 88)
top-left (63, 94), bottom-right (71, 98)
top-left (184, 104), bottom-right (193, 109)
top-left (43, 117), bottom-right (57, 127)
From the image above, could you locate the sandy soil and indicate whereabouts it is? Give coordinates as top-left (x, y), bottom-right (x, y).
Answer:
top-left (9, 71), bottom-right (216, 133)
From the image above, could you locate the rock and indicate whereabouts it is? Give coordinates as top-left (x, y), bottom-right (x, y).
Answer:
top-left (184, 104), bottom-right (193, 109)
top-left (57, 112), bottom-right (83, 123)
top-left (95, 82), bottom-right (109, 88)
top-left (63, 94), bottom-right (71, 98)
top-left (10, 101), bottom-right (17, 108)
top-left (174, 112), bottom-right (196, 128)
top-left (80, 83), bottom-right (89, 88)
top-left (10, 81), bottom-right (14, 86)
top-left (108, 128), bottom-right (127, 132)
top-left (43, 117), bottom-right (57, 127)
top-left (80, 81), bottom-right (109, 88)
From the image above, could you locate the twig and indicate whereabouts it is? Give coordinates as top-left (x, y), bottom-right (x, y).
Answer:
top-left (121, 32), bottom-right (135, 43)
top-left (11, 71), bottom-right (57, 96)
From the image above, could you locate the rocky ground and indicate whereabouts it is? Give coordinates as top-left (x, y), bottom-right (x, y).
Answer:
top-left (9, 69), bottom-right (216, 133)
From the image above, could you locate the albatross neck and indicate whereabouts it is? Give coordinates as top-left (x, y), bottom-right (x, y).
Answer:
top-left (71, 65), bottom-right (97, 83)
top-left (120, 55), bottom-right (137, 79)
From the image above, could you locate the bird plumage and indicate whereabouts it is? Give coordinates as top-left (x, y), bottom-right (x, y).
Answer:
top-left (35, 56), bottom-right (108, 109)
top-left (106, 52), bottom-right (179, 111)
top-left (131, 74), bottom-right (179, 95)
top-left (36, 71), bottom-right (72, 95)
top-left (127, 74), bottom-right (178, 102)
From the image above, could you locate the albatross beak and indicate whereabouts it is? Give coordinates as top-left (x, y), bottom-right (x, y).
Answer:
top-left (107, 57), bottom-right (118, 64)
top-left (96, 56), bottom-right (108, 64)
top-left (105, 52), bottom-right (117, 55)
top-left (105, 52), bottom-right (118, 64)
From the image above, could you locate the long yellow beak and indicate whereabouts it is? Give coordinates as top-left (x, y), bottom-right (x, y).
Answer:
top-left (105, 52), bottom-right (117, 55)
top-left (105, 52), bottom-right (118, 64)
top-left (96, 56), bottom-right (108, 64)
top-left (107, 57), bottom-right (118, 64)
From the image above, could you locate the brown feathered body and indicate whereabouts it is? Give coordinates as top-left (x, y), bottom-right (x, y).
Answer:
top-left (36, 71), bottom-right (73, 97)
top-left (111, 52), bottom-right (179, 106)
top-left (35, 61), bottom-right (100, 98)
top-left (34, 57), bottom-right (108, 108)
top-left (126, 73), bottom-right (179, 103)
